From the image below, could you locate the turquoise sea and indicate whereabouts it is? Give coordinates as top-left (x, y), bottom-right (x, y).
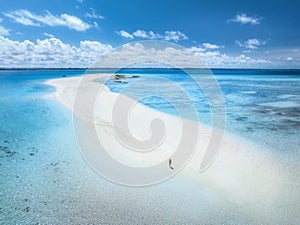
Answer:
top-left (0, 69), bottom-right (299, 224)
top-left (107, 69), bottom-right (300, 161)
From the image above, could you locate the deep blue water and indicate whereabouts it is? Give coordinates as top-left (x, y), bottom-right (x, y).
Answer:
top-left (0, 69), bottom-right (299, 224)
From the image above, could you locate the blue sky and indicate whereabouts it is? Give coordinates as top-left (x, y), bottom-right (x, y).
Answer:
top-left (0, 0), bottom-right (299, 68)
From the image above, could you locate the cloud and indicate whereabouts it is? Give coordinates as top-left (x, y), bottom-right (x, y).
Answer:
top-left (93, 42), bottom-right (271, 69)
top-left (236, 38), bottom-right (266, 49)
top-left (44, 32), bottom-right (55, 38)
top-left (4, 10), bottom-right (38, 26)
top-left (189, 50), bottom-right (271, 68)
top-left (117, 30), bottom-right (188, 42)
top-left (118, 30), bottom-right (134, 39)
top-left (188, 46), bottom-right (205, 52)
top-left (133, 30), bottom-right (161, 39)
top-left (93, 22), bottom-right (100, 30)
top-left (164, 31), bottom-right (188, 42)
top-left (0, 36), bottom-right (112, 68)
top-left (94, 42), bottom-right (206, 68)
top-left (85, 8), bottom-right (105, 19)
top-left (203, 43), bottom-right (222, 49)
top-left (1, 36), bottom-right (298, 68)
top-left (132, 30), bottom-right (146, 38)
top-left (0, 25), bottom-right (10, 36)
top-left (227, 13), bottom-right (262, 25)
top-left (4, 10), bottom-right (91, 31)
top-left (261, 48), bottom-right (300, 67)
top-left (77, 0), bottom-right (84, 3)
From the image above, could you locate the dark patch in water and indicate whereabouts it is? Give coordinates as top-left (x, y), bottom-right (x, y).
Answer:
top-left (254, 108), bottom-right (271, 114)
top-left (51, 161), bottom-right (61, 172)
top-left (283, 108), bottom-right (300, 118)
top-left (27, 147), bottom-right (38, 156)
top-left (235, 116), bottom-right (248, 122)
top-left (282, 119), bottom-right (300, 127)
top-left (0, 145), bottom-right (16, 157)
top-left (269, 127), bottom-right (277, 131)
top-left (50, 161), bottom-right (60, 167)
top-left (255, 106), bottom-right (300, 118)
top-left (245, 127), bottom-right (254, 132)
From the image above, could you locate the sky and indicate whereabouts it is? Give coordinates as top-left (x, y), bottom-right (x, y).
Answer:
top-left (0, 0), bottom-right (299, 68)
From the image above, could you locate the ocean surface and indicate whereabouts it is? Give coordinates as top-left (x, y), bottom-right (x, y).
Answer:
top-left (0, 69), bottom-right (299, 224)
top-left (106, 69), bottom-right (300, 162)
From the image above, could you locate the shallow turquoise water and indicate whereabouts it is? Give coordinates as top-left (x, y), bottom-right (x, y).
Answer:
top-left (0, 69), bottom-right (300, 224)
top-left (106, 69), bottom-right (300, 162)
top-left (0, 69), bottom-right (249, 224)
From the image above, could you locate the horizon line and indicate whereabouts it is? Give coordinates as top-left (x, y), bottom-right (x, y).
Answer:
top-left (1, 67), bottom-right (300, 70)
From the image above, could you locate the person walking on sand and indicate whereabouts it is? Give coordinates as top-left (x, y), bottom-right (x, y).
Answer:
top-left (169, 158), bottom-right (174, 170)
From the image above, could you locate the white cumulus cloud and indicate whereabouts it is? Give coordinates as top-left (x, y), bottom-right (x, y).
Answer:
top-left (164, 31), bottom-right (187, 42)
top-left (85, 8), bottom-right (105, 19)
top-left (133, 30), bottom-right (161, 39)
top-left (133, 30), bottom-right (150, 38)
top-left (44, 32), bottom-right (55, 38)
top-left (118, 30), bottom-right (134, 39)
top-left (1, 36), bottom-right (298, 68)
top-left (228, 13), bottom-right (262, 25)
top-left (0, 36), bottom-right (112, 68)
top-left (4, 10), bottom-right (91, 31)
top-left (236, 38), bottom-right (266, 49)
top-left (117, 30), bottom-right (188, 42)
top-left (0, 25), bottom-right (10, 36)
top-left (203, 43), bottom-right (222, 49)
top-left (92, 42), bottom-right (271, 69)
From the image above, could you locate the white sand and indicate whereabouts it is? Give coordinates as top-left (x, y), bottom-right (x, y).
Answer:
top-left (46, 75), bottom-right (299, 224)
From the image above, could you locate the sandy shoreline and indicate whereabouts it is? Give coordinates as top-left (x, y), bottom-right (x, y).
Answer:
top-left (46, 75), bottom-right (299, 224)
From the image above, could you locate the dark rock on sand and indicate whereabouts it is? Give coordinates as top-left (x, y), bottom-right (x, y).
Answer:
top-left (110, 74), bottom-right (140, 82)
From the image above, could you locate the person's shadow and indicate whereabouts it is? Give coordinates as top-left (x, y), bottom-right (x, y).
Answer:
top-left (169, 158), bottom-right (174, 170)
